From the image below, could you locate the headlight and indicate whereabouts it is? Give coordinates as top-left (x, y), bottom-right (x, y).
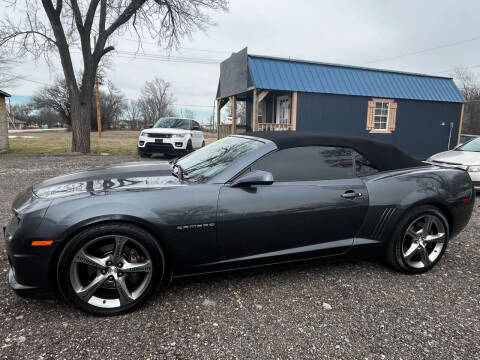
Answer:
top-left (174, 134), bottom-right (187, 138)
top-left (468, 166), bottom-right (480, 172)
top-left (140, 131), bottom-right (147, 137)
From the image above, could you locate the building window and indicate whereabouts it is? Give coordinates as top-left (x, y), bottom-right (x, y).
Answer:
top-left (374, 101), bottom-right (389, 130)
top-left (366, 98), bottom-right (397, 133)
top-left (276, 95), bottom-right (290, 124)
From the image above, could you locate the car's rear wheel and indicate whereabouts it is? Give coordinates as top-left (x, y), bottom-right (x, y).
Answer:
top-left (387, 205), bottom-right (449, 274)
top-left (57, 222), bottom-right (164, 315)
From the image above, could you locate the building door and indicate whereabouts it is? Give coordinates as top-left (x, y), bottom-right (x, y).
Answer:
top-left (276, 95), bottom-right (290, 124)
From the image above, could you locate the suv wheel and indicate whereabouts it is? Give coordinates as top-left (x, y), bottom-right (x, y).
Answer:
top-left (138, 148), bottom-right (152, 158)
top-left (186, 140), bottom-right (193, 153)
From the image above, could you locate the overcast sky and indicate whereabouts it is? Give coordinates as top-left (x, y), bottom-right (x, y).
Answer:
top-left (3, 0), bottom-right (480, 120)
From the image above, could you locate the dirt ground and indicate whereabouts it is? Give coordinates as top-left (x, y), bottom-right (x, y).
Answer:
top-left (0, 154), bottom-right (479, 359)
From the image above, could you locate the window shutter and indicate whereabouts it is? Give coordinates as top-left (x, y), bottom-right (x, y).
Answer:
top-left (366, 100), bottom-right (375, 130)
top-left (388, 102), bottom-right (397, 131)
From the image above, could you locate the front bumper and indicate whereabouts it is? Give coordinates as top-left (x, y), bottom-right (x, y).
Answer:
top-left (138, 135), bottom-right (188, 154)
top-left (4, 219), bottom-right (54, 298)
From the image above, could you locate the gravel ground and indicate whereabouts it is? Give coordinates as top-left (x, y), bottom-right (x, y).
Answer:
top-left (0, 154), bottom-right (479, 360)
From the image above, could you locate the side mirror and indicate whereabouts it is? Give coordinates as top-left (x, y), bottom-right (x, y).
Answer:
top-left (148, 124), bottom-right (154, 128)
top-left (231, 170), bottom-right (274, 188)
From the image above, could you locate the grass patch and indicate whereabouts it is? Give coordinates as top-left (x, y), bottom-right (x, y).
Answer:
top-left (7, 130), bottom-right (218, 155)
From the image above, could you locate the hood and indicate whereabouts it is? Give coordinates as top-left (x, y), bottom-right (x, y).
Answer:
top-left (429, 150), bottom-right (480, 166)
top-left (142, 128), bottom-right (190, 135)
top-left (33, 161), bottom-right (182, 199)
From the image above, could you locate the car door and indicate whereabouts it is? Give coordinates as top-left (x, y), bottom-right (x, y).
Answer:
top-left (215, 146), bottom-right (369, 269)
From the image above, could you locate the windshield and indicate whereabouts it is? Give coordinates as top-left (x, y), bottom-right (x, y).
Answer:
top-left (154, 118), bottom-right (190, 130)
top-left (457, 137), bottom-right (480, 152)
top-left (176, 136), bottom-right (264, 182)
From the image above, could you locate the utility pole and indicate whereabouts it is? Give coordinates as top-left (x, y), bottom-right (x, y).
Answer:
top-left (8, 98), bottom-right (15, 130)
top-left (94, 36), bottom-right (102, 137)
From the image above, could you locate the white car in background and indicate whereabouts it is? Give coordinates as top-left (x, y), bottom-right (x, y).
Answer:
top-left (428, 137), bottom-right (480, 190)
top-left (138, 117), bottom-right (205, 158)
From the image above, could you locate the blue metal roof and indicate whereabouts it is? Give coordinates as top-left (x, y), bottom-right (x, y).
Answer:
top-left (248, 55), bottom-right (465, 103)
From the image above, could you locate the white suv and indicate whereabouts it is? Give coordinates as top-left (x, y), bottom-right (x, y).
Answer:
top-left (138, 117), bottom-right (205, 158)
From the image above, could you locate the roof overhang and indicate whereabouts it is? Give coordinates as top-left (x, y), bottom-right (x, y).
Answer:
top-left (0, 89), bottom-right (11, 98)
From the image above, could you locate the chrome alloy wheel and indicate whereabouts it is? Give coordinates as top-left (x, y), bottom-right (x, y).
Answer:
top-left (69, 235), bottom-right (153, 309)
top-left (401, 215), bottom-right (446, 269)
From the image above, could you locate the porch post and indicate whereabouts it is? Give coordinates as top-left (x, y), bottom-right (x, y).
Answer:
top-left (230, 96), bottom-right (237, 134)
top-left (291, 91), bottom-right (298, 131)
top-left (252, 89), bottom-right (258, 131)
top-left (216, 99), bottom-right (221, 139)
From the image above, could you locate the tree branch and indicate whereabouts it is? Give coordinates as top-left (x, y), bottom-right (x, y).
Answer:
top-left (55, 0), bottom-right (63, 15)
top-left (105, 0), bottom-right (147, 38)
top-left (84, 0), bottom-right (101, 35)
top-left (69, 0), bottom-right (84, 32)
top-left (101, 45), bottom-right (115, 57)
top-left (0, 30), bottom-right (57, 46)
top-left (99, 0), bottom-right (106, 34)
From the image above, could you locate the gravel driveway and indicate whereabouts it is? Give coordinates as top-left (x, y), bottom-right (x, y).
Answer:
top-left (1, 154), bottom-right (479, 359)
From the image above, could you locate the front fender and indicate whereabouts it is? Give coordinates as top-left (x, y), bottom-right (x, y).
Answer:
top-left (38, 185), bottom-right (221, 275)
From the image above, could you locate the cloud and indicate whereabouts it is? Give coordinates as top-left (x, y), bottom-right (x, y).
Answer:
top-left (3, 0), bottom-right (480, 111)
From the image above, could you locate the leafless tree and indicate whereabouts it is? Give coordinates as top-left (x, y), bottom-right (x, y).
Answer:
top-left (124, 99), bottom-right (142, 128)
top-left (0, 0), bottom-right (228, 152)
top-left (96, 80), bottom-right (126, 129)
top-left (0, 52), bottom-right (18, 87)
top-left (138, 76), bottom-right (175, 125)
top-left (177, 108), bottom-right (195, 119)
top-left (454, 67), bottom-right (480, 100)
top-left (32, 77), bottom-right (71, 126)
top-left (453, 67), bottom-right (480, 134)
top-left (8, 103), bottom-right (33, 124)
top-left (33, 76), bottom-right (126, 129)
top-left (8, 103), bottom-right (64, 128)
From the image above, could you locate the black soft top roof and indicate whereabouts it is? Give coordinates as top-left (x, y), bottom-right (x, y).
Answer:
top-left (245, 131), bottom-right (423, 171)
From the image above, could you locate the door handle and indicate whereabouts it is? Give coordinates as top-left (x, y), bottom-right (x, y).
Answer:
top-left (341, 190), bottom-right (362, 199)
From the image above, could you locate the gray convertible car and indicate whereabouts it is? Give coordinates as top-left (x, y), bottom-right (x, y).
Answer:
top-left (4, 131), bottom-right (474, 315)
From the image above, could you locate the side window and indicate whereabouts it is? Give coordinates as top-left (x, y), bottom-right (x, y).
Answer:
top-left (353, 151), bottom-right (378, 176)
top-left (191, 121), bottom-right (201, 130)
top-left (251, 146), bottom-right (354, 181)
top-left (366, 98), bottom-right (398, 133)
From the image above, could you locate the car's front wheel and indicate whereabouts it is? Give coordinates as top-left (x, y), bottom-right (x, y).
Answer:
top-left (186, 140), bottom-right (193, 153)
top-left (138, 150), bottom-right (152, 158)
top-left (387, 205), bottom-right (449, 274)
top-left (57, 222), bottom-right (165, 315)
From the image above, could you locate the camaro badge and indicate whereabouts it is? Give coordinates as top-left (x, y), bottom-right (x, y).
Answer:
top-left (177, 223), bottom-right (216, 231)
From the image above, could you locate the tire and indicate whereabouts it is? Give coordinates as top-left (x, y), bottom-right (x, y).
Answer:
top-left (186, 140), bottom-right (193, 153)
top-left (386, 205), bottom-right (449, 274)
top-left (57, 222), bottom-right (165, 315)
top-left (138, 150), bottom-right (152, 158)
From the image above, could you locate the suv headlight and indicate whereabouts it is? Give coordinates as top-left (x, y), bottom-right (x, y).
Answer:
top-left (174, 134), bottom-right (187, 138)
top-left (140, 131), bottom-right (147, 137)
top-left (468, 166), bottom-right (480, 172)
